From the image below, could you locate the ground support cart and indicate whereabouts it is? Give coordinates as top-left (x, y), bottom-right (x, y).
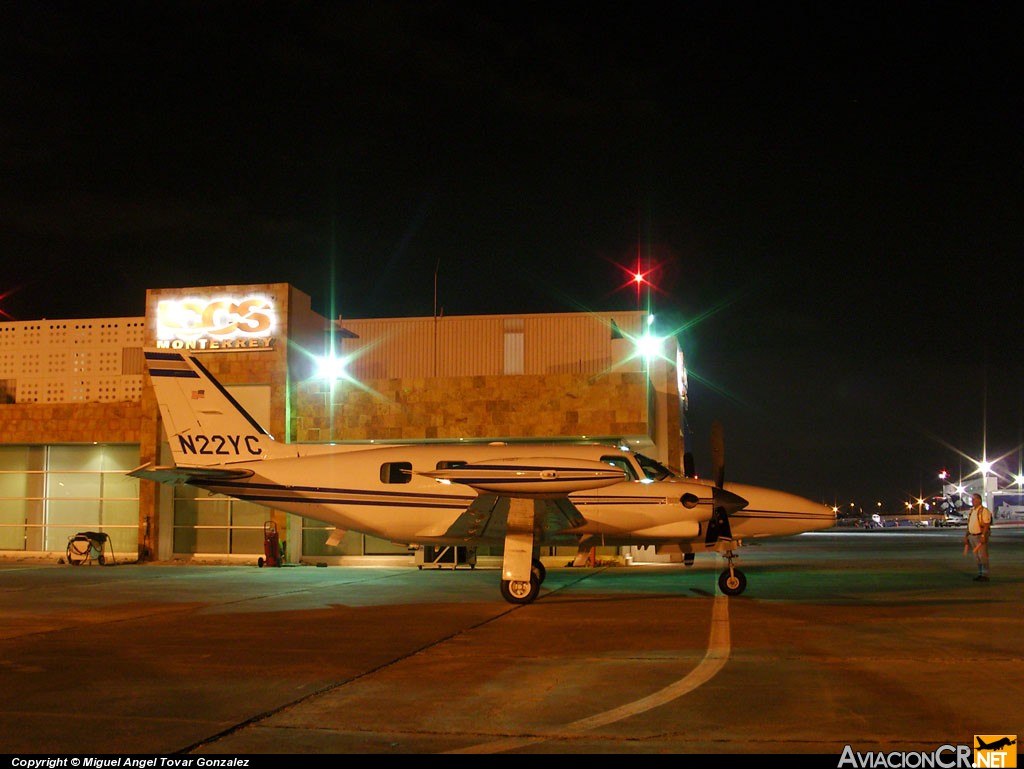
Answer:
top-left (66, 531), bottom-right (112, 566)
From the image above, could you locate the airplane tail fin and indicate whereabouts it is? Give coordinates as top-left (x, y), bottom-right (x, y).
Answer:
top-left (143, 348), bottom-right (280, 467)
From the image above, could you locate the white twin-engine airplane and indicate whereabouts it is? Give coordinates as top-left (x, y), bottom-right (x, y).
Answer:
top-left (131, 349), bottom-right (836, 604)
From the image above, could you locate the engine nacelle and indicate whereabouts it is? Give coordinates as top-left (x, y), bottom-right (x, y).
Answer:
top-left (417, 457), bottom-right (627, 498)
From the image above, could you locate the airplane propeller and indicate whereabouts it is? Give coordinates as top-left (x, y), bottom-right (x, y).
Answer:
top-left (711, 420), bottom-right (725, 489)
top-left (705, 420), bottom-right (745, 545)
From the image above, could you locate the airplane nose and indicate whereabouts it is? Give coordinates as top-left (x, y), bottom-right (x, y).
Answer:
top-left (796, 494), bottom-right (837, 531)
top-left (726, 484), bottom-right (836, 531)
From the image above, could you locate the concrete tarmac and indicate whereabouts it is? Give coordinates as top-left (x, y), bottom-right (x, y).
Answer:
top-left (0, 528), bottom-right (1020, 756)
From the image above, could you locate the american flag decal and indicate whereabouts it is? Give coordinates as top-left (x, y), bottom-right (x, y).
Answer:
top-left (191, 390), bottom-right (205, 400)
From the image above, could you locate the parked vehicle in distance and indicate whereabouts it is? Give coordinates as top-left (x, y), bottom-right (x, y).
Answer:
top-left (936, 513), bottom-right (966, 527)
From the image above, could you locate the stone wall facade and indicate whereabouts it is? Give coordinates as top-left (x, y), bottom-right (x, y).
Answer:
top-left (290, 370), bottom-right (651, 443)
top-left (0, 401), bottom-right (143, 443)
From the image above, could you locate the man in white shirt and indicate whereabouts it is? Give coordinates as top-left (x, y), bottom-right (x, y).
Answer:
top-left (964, 493), bottom-right (992, 582)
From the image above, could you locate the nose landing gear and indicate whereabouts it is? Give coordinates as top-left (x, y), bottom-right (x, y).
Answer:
top-left (717, 548), bottom-right (746, 596)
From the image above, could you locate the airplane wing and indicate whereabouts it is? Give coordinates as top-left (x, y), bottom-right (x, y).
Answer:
top-left (128, 462), bottom-right (255, 484)
top-left (436, 495), bottom-right (587, 544)
top-left (417, 457), bottom-right (623, 549)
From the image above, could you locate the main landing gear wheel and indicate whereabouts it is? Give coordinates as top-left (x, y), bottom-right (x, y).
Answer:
top-left (532, 558), bottom-right (546, 585)
top-left (500, 574), bottom-right (541, 604)
top-left (718, 567), bottom-right (747, 596)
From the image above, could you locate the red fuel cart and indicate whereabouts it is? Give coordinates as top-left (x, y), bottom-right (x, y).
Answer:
top-left (258, 521), bottom-right (282, 567)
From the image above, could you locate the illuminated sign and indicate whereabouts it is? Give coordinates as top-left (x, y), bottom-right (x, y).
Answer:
top-left (156, 296), bottom-right (277, 351)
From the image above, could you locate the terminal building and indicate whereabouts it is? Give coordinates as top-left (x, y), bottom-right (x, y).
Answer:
top-left (0, 282), bottom-right (690, 566)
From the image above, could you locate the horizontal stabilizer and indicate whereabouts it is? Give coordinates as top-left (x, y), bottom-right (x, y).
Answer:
top-left (129, 463), bottom-right (255, 485)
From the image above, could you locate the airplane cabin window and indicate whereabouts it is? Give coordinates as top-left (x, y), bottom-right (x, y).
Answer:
top-left (380, 461), bottom-right (413, 484)
top-left (602, 456), bottom-right (637, 481)
top-left (634, 453), bottom-right (675, 481)
top-left (436, 460), bottom-right (467, 469)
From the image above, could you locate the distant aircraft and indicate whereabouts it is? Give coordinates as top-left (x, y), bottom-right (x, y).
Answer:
top-left (131, 349), bottom-right (836, 604)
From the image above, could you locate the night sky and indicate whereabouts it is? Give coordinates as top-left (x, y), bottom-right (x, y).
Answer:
top-left (4, 2), bottom-right (1022, 511)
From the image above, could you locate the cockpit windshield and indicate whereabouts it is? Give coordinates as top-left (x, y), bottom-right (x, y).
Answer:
top-left (633, 452), bottom-right (677, 481)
